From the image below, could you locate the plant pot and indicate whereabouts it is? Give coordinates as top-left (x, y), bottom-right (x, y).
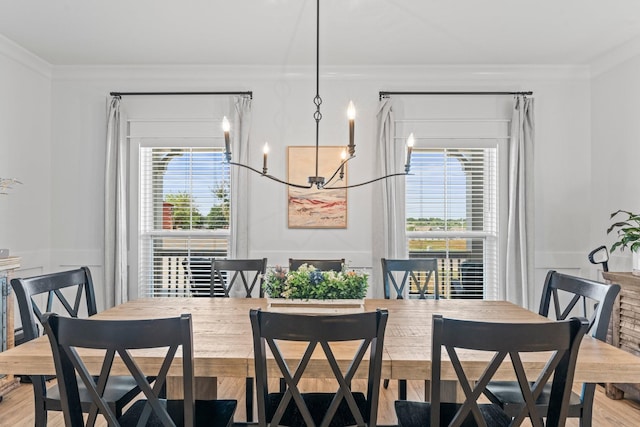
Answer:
top-left (633, 251), bottom-right (640, 276)
top-left (266, 298), bottom-right (365, 314)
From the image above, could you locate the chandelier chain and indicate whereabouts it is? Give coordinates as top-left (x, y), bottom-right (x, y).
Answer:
top-left (313, 95), bottom-right (323, 122)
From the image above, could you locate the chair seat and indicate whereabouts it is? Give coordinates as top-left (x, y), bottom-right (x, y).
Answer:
top-left (484, 381), bottom-right (584, 417)
top-left (119, 399), bottom-right (237, 427)
top-left (395, 400), bottom-right (512, 427)
top-left (266, 392), bottom-right (368, 427)
top-left (45, 376), bottom-right (142, 412)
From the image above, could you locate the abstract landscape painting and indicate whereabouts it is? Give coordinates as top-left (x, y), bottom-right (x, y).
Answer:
top-left (288, 146), bottom-right (347, 228)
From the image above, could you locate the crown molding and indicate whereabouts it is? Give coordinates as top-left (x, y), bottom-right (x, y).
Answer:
top-left (51, 64), bottom-right (590, 82)
top-left (590, 35), bottom-right (640, 78)
top-left (0, 34), bottom-right (51, 78)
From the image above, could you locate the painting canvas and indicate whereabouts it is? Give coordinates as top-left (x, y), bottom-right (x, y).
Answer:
top-left (288, 146), bottom-right (347, 228)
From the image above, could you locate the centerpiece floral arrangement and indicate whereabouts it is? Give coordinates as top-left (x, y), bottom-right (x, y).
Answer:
top-left (264, 263), bottom-right (368, 300)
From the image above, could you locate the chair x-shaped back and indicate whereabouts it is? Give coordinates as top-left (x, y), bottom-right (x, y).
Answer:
top-left (539, 270), bottom-right (620, 339)
top-left (482, 271), bottom-right (621, 427)
top-left (11, 267), bottom-right (147, 427)
top-left (43, 313), bottom-right (196, 427)
top-left (211, 258), bottom-right (267, 298)
top-left (429, 315), bottom-right (588, 427)
top-left (13, 267), bottom-right (97, 342)
top-left (250, 309), bottom-right (388, 427)
top-left (382, 258), bottom-right (440, 299)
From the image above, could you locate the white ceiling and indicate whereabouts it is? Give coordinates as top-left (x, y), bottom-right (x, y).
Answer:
top-left (1, 0), bottom-right (639, 67)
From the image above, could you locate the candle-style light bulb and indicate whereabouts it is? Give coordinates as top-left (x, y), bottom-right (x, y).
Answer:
top-left (347, 101), bottom-right (356, 120)
top-left (222, 116), bottom-right (231, 161)
top-left (347, 101), bottom-right (356, 156)
top-left (405, 133), bottom-right (415, 173)
top-left (262, 142), bottom-right (269, 174)
top-left (339, 149), bottom-right (348, 180)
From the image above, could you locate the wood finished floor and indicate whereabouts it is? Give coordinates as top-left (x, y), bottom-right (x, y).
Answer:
top-left (1, 378), bottom-right (639, 426)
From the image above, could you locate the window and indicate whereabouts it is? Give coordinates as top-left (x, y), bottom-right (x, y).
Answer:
top-left (399, 97), bottom-right (509, 299)
top-left (406, 147), bottom-right (498, 298)
top-left (138, 145), bottom-right (230, 297)
top-left (129, 114), bottom-right (232, 298)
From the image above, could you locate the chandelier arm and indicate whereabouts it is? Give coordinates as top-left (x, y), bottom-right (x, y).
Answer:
top-left (322, 156), bottom-right (355, 188)
top-left (322, 172), bottom-right (411, 190)
top-left (228, 161), bottom-right (313, 189)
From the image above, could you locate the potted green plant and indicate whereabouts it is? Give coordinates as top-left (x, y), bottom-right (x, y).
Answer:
top-left (263, 263), bottom-right (368, 312)
top-left (607, 209), bottom-right (640, 276)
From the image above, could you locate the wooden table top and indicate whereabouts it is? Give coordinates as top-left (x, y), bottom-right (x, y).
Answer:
top-left (1, 298), bottom-right (639, 383)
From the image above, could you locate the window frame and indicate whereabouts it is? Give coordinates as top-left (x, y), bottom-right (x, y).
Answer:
top-left (129, 136), bottom-right (231, 298)
top-left (404, 136), bottom-right (508, 299)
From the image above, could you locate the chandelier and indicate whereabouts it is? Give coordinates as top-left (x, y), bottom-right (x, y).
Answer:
top-left (222, 0), bottom-right (412, 189)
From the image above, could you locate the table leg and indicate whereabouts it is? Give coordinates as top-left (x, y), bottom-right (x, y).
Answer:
top-left (167, 376), bottom-right (217, 399)
top-left (425, 380), bottom-right (459, 402)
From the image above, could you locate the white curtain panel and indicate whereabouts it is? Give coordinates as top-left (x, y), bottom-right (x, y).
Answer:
top-left (505, 95), bottom-right (535, 307)
top-left (229, 96), bottom-right (251, 262)
top-left (104, 96), bottom-right (128, 308)
top-left (371, 98), bottom-right (407, 298)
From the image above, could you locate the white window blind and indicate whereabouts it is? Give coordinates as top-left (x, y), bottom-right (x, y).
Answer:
top-left (138, 145), bottom-right (230, 297)
top-left (406, 147), bottom-right (498, 299)
top-left (398, 97), bottom-right (510, 300)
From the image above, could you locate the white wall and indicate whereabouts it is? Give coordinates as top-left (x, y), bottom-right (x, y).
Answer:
top-left (0, 36), bottom-right (596, 311)
top-left (0, 36), bottom-right (52, 278)
top-left (44, 65), bottom-right (591, 310)
top-left (591, 54), bottom-right (640, 273)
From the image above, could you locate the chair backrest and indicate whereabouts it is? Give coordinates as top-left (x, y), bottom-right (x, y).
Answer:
top-left (42, 312), bottom-right (194, 427)
top-left (538, 270), bottom-right (620, 417)
top-left (250, 308), bottom-right (388, 427)
top-left (381, 258), bottom-right (439, 299)
top-left (182, 257), bottom-right (216, 297)
top-left (288, 258), bottom-right (344, 272)
top-left (11, 268), bottom-right (99, 422)
top-left (11, 267), bottom-right (97, 342)
top-left (539, 270), bottom-right (620, 340)
top-left (211, 258), bottom-right (267, 297)
top-left (458, 260), bottom-right (484, 299)
top-left (430, 314), bottom-right (589, 427)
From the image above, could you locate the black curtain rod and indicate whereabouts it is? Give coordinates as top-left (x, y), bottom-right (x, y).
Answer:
top-left (110, 91), bottom-right (253, 99)
top-left (379, 91), bottom-right (533, 100)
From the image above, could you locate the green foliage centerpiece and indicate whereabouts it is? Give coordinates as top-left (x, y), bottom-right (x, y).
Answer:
top-left (264, 263), bottom-right (368, 300)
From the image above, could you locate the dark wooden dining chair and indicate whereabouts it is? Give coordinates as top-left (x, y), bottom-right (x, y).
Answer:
top-left (395, 314), bottom-right (589, 427)
top-left (211, 258), bottom-right (267, 298)
top-left (450, 260), bottom-right (484, 299)
top-left (210, 257), bottom-right (267, 421)
top-left (183, 257), bottom-right (218, 297)
top-left (381, 258), bottom-right (440, 399)
top-left (250, 308), bottom-right (388, 427)
top-left (11, 267), bottom-right (141, 427)
top-left (484, 271), bottom-right (621, 427)
top-left (42, 312), bottom-right (237, 427)
top-left (381, 258), bottom-right (440, 299)
top-left (288, 258), bottom-right (344, 272)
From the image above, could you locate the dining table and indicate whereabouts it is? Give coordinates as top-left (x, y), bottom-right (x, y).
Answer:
top-left (1, 297), bottom-right (640, 401)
